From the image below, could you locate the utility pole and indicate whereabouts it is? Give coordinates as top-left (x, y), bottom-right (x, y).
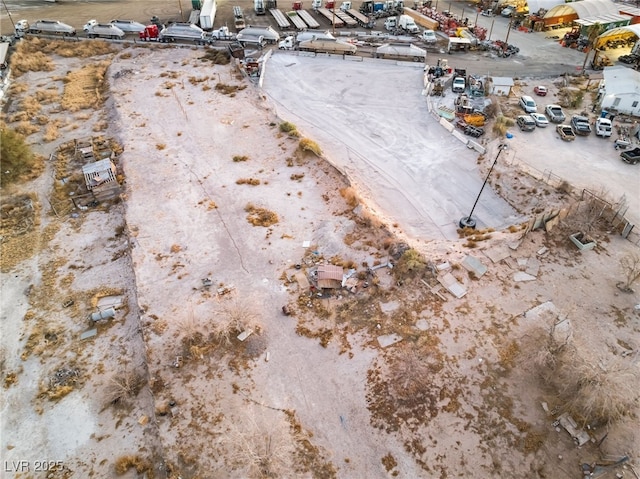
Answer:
top-left (459, 144), bottom-right (507, 229)
top-left (178, 0), bottom-right (184, 21)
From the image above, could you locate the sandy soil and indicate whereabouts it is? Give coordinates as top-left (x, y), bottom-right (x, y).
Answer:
top-left (1, 38), bottom-right (639, 479)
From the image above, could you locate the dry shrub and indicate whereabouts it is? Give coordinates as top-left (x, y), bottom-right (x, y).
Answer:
top-left (215, 82), bottom-right (246, 95)
top-left (60, 61), bottom-right (111, 112)
top-left (114, 455), bottom-right (153, 476)
top-left (245, 203), bottom-right (279, 227)
top-left (279, 121), bottom-right (297, 134)
top-left (213, 299), bottom-right (260, 345)
top-left (170, 244), bottom-right (181, 253)
top-left (236, 178), bottom-right (261, 185)
top-left (104, 369), bottom-right (145, 408)
top-left (299, 138), bottom-right (322, 156)
top-left (619, 253), bottom-right (640, 292)
top-left (156, 143), bottom-right (166, 150)
top-left (393, 248), bottom-right (427, 278)
top-left (10, 50), bottom-right (54, 77)
top-left (14, 121), bottom-right (40, 136)
top-left (493, 115), bottom-right (514, 137)
top-left (200, 48), bottom-right (230, 64)
top-left (35, 88), bottom-right (60, 104)
top-left (19, 96), bottom-right (41, 118)
top-left (523, 326), bottom-right (640, 426)
top-left (119, 51), bottom-right (132, 59)
top-left (557, 87), bottom-right (584, 109)
top-left (9, 82), bottom-right (29, 94)
top-left (223, 409), bottom-right (296, 478)
top-left (233, 155), bottom-right (249, 162)
top-left (43, 123), bottom-right (60, 142)
top-left (339, 187), bottom-right (359, 208)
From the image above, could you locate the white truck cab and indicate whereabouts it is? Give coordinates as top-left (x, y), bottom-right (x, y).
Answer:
top-left (595, 117), bottom-right (612, 137)
top-left (384, 16), bottom-right (397, 31)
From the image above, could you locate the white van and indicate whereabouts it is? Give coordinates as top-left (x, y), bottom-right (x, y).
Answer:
top-left (519, 95), bottom-right (537, 113)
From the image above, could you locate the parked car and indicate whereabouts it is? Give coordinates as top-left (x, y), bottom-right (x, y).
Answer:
top-left (571, 115), bottom-right (592, 136)
top-left (545, 104), bottom-right (566, 123)
top-left (519, 95), bottom-right (537, 113)
top-left (556, 124), bottom-right (576, 141)
top-left (517, 115), bottom-right (536, 131)
top-left (110, 19), bottom-right (146, 33)
top-left (530, 112), bottom-right (549, 127)
top-left (533, 85), bottom-right (547, 96)
top-left (501, 6), bottom-right (515, 17)
top-left (620, 147), bottom-right (640, 164)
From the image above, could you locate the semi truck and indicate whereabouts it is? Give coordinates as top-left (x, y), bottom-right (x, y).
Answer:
top-left (237, 25), bottom-right (279, 43)
top-left (17, 19), bottom-right (76, 36)
top-left (398, 14), bottom-right (419, 33)
top-left (233, 6), bottom-right (246, 30)
top-left (139, 23), bottom-right (208, 44)
top-left (375, 42), bottom-right (426, 61)
top-left (236, 33), bottom-right (267, 48)
top-left (298, 37), bottom-right (357, 54)
top-left (199, 0), bottom-right (217, 30)
top-left (83, 20), bottom-right (126, 39)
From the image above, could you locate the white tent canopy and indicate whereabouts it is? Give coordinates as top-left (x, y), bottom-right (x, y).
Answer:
top-left (596, 23), bottom-right (640, 40)
top-left (544, 0), bottom-right (619, 19)
top-left (527, 0), bottom-right (565, 15)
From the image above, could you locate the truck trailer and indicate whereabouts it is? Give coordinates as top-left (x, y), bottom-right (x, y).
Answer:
top-left (199, 0), bottom-right (217, 30)
top-left (298, 37), bottom-right (357, 54)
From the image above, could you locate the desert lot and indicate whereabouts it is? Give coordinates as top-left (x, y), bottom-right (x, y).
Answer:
top-left (1, 39), bottom-right (639, 479)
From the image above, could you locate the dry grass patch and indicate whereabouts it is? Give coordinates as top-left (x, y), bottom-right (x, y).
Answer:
top-left (43, 122), bottom-right (60, 142)
top-left (236, 178), bottom-right (261, 185)
top-left (35, 88), bottom-right (61, 104)
top-left (200, 48), bottom-right (231, 64)
top-left (215, 83), bottom-right (246, 95)
top-left (339, 187), bottom-right (359, 208)
top-left (13, 121), bottom-right (40, 137)
top-left (299, 138), bottom-right (322, 156)
top-left (114, 455), bottom-right (154, 477)
top-left (61, 61), bottom-right (111, 112)
top-left (245, 203), bottom-right (279, 227)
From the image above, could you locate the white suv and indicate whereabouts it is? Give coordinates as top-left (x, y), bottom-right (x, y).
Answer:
top-left (519, 95), bottom-right (537, 113)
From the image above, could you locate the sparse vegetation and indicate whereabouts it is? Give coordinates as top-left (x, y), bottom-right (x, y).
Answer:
top-left (0, 128), bottom-right (44, 184)
top-left (114, 455), bottom-right (153, 477)
top-left (245, 203), bottom-right (279, 227)
top-left (618, 253), bottom-right (640, 293)
top-left (233, 155), bottom-right (249, 162)
top-left (236, 178), bottom-right (261, 185)
top-left (299, 138), bottom-right (322, 156)
top-left (493, 115), bottom-right (515, 137)
top-left (104, 369), bottom-right (145, 408)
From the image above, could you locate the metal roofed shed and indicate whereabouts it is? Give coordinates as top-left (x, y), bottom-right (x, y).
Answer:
top-left (598, 65), bottom-right (640, 117)
top-left (375, 42), bottom-right (426, 62)
top-left (544, 0), bottom-right (619, 21)
top-left (82, 159), bottom-right (117, 190)
top-left (316, 264), bottom-right (345, 289)
top-left (490, 77), bottom-right (514, 96)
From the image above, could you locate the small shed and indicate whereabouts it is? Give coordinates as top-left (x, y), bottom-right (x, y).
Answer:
top-left (82, 159), bottom-right (117, 191)
top-left (316, 264), bottom-right (344, 289)
top-left (490, 77), bottom-right (514, 96)
top-left (599, 65), bottom-right (640, 117)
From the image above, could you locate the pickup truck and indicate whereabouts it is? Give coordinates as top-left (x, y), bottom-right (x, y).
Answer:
top-left (556, 124), bottom-right (575, 141)
top-left (545, 104), bottom-right (565, 123)
top-left (571, 115), bottom-right (592, 136)
top-left (620, 147), bottom-right (640, 165)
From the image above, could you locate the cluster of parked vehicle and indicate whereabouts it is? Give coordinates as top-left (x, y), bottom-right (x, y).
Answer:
top-left (515, 93), bottom-right (613, 140)
top-left (509, 88), bottom-right (636, 165)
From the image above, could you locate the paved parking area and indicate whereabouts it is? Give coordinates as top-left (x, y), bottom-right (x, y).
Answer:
top-left (263, 53), bottom-right (523, 240)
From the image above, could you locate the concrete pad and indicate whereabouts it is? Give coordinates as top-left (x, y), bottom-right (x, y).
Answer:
top-left (461, 255), bottom-right (487, 278)
top-left (380, 301), bottom-right (400, 314)
top-left (415, 319), bottom-right (429, 331)
top-left (237, 330), bottom-right (253, 342)
top-left (80, 328), bottom-right (97, 340)
top-left (525, 257), bottom-right (541, 277)
top-left (295, 271), bottom-right (310, 290)
top-left (377, 333), bottom-right (403, 348)
top-left (438, 272), bottom-right (467, 299)
top-left (513, 272), bottom-right (536, 282)
top-left (517, 257), bottom-right (529, 268)
top-left (483, 246), bottom-right (511, 264)
top-left (524, 301), bottom-right (558, 321)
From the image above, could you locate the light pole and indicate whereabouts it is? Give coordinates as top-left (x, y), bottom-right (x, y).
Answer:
top-left (178, 0), bottom-right (184, 21)
top-left (459, 144), bottom-right (507, 229)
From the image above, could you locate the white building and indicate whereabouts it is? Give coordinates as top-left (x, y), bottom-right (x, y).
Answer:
top-left (599, 66), bottom-right (640, 117)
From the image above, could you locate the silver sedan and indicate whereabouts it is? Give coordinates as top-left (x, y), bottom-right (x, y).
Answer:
top-left (530, 112), bottom-right (549, 127)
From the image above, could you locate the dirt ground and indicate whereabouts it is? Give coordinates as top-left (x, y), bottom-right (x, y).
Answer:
top-left (1, 39), bottom-right (639, 479)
